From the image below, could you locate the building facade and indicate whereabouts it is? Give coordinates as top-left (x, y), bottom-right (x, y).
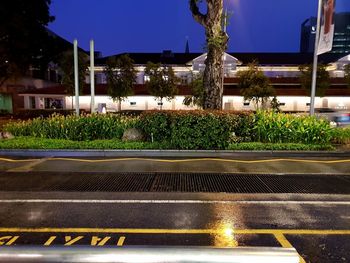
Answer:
top-left (19, 51), bottom-right (350, 113)
top-left (300, 12), bottom-right (350, 54)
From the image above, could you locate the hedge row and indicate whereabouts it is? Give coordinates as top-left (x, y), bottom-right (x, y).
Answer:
top-left (140, 110), bottom-right (252, 149)
top-left (5, 110), bottom-right (338, 149)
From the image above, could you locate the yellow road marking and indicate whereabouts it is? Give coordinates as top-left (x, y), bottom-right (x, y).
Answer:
top-left (0, 157), bottom-right (350, 164)
top-left (274, 233), bottom-right (306, 263)
top-left (0, 227), bottom-right (349, 235)
top-left (0, 158), bottom-right (38, 163)
top-left (117, 236), bottom-right (126, 246)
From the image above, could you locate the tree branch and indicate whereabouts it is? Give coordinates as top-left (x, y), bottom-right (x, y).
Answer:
top-left (189, 0), bottom-right (207, 26)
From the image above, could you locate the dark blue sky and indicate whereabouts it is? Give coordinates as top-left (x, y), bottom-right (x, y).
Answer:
top-left (48, 0), bottom-right (350, 56)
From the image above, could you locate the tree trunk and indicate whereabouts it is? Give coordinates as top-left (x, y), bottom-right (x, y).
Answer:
top-left (190, 0), bottom-right (228, 110)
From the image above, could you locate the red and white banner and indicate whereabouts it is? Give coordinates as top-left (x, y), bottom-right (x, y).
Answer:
top-left (317, 0), bottom-right (336, 55)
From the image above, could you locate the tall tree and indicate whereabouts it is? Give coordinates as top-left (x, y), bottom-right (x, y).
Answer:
top-left (58, 50), bottom-right (88, 109)
top-left (183, 72), bottom-right (204, 108)
top-left (144, 62), bottom-right (179, 110)
top-left (0, 0), bottom-right (54, 85)
top-left (299, 64), bottom-right (330, 97)
top-left (104, 54), bottom-right (137, 111)
top-left (237, 62), bottom-right (275, 110)
top-left (344, 64), bottom-right (350, 89)
top-left (189, 0), bottom-right (228, 110)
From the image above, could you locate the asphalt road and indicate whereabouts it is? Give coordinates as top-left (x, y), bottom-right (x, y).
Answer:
top-left (0, 192), bottom-right (349, 263)
top-left (0, 155), bottom-right (349, 262)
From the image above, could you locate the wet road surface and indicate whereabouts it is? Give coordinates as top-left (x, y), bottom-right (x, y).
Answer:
top-left (0, 156), bottom-right (349, 262)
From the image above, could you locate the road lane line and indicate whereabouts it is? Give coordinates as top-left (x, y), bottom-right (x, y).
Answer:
top-left (0, 228), bottom-right (349, 235)
top-left (274, 233), bottom-right (306, 263)
top-left (0, 199), bottom-right (350, 205)
top-left (117, 236), bottom-right (125, 246)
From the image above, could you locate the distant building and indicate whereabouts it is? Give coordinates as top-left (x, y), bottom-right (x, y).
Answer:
top-left (19, 51), bottom-right (350, 113)
top-left (300, 12), bottom-right (350, 54)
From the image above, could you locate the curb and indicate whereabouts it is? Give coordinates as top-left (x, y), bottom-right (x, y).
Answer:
top-left (0, 149), bottom-right (350, 158)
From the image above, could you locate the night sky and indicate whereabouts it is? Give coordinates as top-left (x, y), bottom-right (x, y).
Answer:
top-left (48, 0), bottom-right (350, 56)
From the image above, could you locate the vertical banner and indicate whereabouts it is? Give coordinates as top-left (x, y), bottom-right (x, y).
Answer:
top-left (317, 0), bottom-right (336, 55)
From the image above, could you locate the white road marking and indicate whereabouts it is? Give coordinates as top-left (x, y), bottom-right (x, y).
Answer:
top-left (0, 199), bottom-right (349, 205)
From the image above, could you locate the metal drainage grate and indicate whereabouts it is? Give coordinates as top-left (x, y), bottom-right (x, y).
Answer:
top-left (0, 172), bottom-right (349, 194)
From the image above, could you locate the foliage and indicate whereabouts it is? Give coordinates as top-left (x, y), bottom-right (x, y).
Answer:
top-left (344, 64), bottom-right (350, 89)
top-left (104, 54), bottom-right (137, 109)
top-left (13, 109), bottom-right (77, 119)
top-left (4, 110), bottom-right (342, 149)
top-left (58, 50), bottom-right (88, 97)
top-left (138, 111), bottom-right (172, 142)
top-left (183, 72), bottom-right (204, 108)
top-left (252, 110), bottom-right (334, 144)
top-left (0, 137), bottom-right (171, 150)
top-left (270, 96), bottom-right (281, 112)
top-left (5, 113), bottom-right (139, 141)
top-left (139, 110), bottom-right (252, 149)
top-left (169, 111), bottom-right (241, 149)
top-left (331, 127), bottom-right (350, 144)
top-left (299, 64), bottom-right (330, 97)
top-left (144, 62), bottom-right (179, 109)
top-left (0, 137), bottom-right (335, 151)
top-left (237, 62), bottom-right (276, 109)
top-left (227, 142), bottom-right (334, 151)
top-left (0, 0), bottom-right (54, 85)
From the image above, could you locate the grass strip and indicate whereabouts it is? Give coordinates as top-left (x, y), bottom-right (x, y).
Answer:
top-left (0, 137), bottom-right (335, 151)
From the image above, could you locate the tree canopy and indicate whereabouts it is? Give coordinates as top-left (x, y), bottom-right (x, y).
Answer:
top-left (104, 54), bottom-right (137, 110)
top-left (237, 62), bottom-right (275, 109)
top-left (144, 62), bottom-right (179, 109)
top-left (58, 50), bottom-right (88, 99)
top-left (183, 72), bottom-right (204, 108)
top-left (299, 64), bottom-right (330, 97)
top-left (0, 0), bottom-right (54, 85)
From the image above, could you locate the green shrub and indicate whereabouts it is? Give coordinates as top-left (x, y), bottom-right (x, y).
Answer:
top-left (331, 127), bottom-right (350, 144)
top-left (5, 113), bottom-right (139, 141)
top-left (138, 111), bottom-right (172, 142)
top-left (251, 111), bottom-right (334, 144)
top-left (138, 110), bottom-right (251, 149)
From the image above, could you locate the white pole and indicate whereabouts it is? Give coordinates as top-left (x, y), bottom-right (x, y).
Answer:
top-left (73, 39), bottom-right (80, 116)
top-left (221, 8), bottom-right (228, 110)
top-left (310, 0), bottom-right (323, 115)
top-left (90, 40), bottom-right (95, 113)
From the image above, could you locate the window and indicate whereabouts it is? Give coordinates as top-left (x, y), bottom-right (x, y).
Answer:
top-left (243, 102), bottom-right (250, 106)
top-left (44, 98), bottom-right (63, 109)
top-left (29, 96), bottom-right (36, 109)
top-left (130, 102), bottom-right (136, 106)
top-left (180, 75), bottom-right (188, 84)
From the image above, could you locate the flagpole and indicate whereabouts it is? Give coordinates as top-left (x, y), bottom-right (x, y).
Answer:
top-left (310, 0), bottom-right (323, 116)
